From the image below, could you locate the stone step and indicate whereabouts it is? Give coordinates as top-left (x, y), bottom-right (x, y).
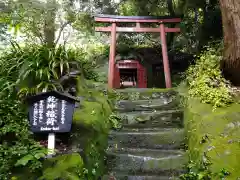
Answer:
top-left (115, 88), bottom-right (177, 101)
top-left (115, 98), bottom-right (179, 112)
top-left (119, 110), bottom-right (183, 128)
top-left (107, 147), bottom-right (185, 159)
top-left (106, 148), bottom-right (186, 176)
top-left (108, 128), bottom-right (185, 150)
top-left (102, 174), bottom-right (179, 180)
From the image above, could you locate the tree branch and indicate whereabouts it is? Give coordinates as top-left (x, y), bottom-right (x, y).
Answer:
top-left (167, 0), bottom-right (175, 16)
top-left (54, 21), bottom-right (71, 45)
top-left (63, 31), bottom-right (71, 45)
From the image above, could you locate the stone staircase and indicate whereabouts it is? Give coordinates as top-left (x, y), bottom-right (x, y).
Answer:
top-left (103, 89), bottom-right (187, 180)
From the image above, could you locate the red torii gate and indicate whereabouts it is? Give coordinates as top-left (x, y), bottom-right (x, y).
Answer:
top-left (94, 15), bottom-right (181, 89)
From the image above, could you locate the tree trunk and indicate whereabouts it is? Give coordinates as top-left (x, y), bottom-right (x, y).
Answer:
top-left (166, 0), bottom-right (175, 48)
top-left (44, 0), bottom-right (57, 48)
top-left (219, 0), bottom-right (240, 85)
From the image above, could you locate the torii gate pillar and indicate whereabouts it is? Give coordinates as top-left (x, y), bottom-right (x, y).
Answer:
top-left (108, 22), bottom-right (117, 89)
top-left (160, 23), bottom-right (171, 88)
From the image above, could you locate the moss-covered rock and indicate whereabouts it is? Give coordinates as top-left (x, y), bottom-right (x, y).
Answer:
top-left (185, 98), bottom-right (240, 179)
top-left (66, 77), bottom-right (113, 180)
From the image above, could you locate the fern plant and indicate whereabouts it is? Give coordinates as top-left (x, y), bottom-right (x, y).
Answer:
top-left (40, 153), bottom-right (84, 180)
top-left (0, 42), bottom-right (98, 97)
top-left (16, 45), bottom-right (80, 96)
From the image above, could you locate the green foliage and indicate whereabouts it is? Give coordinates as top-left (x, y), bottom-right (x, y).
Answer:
top-left (180, 162), bottom-right (231, 180)
top-left (83, 137), bottom-right (107, 180)
top-left (72, 12), bottom-right (94, 34)
top-left (0, 80), bottom-right (46, 179)
top-left (0, 42), bottom-right (106, 179)
top-left (15, 148), bottom-right (46, 167)
top-left (180, 159), bottom-right (212, 180)
top-left (0, 41), bottom-right (48, 180)
top-left (40, 153), bottom-right (84, 180)
top-left (118, 0), bottom-right (168, 16)
top-left (186, 45), bottom-right (233, 108)
top-left (118, 1), bottom-right (140, 16)
top-left (0, 43), bottom-right (98, 96)
top-left (182, 98), bottom-right (240, 180)
top-left (108, 113), bottom-right (122, 130)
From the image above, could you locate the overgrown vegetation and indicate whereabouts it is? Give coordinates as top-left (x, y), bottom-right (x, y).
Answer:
top-left (185, 44), bottom-right (233, 108)
top-left (181, 99), bottom-right (240, 180)
top-left (1, 0), bottom-right (240, 179)
top-left (71, 79), bottom-right (114, 179)
top-left (180, 43), bottom-right (240, 179)
top-left (0, 91), bottom-right (46, 180)
top-left (41, 153), bottom-right (84, 180)
top-left (0, 43), bottom-right (115, 179)
top-left (0, 43), bottom-right (98, 96)
top-left (0, 44), bottom-right (47, 179)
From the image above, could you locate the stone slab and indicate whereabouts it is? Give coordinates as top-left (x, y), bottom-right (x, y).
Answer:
top-left (119, 110), bottom-right (183, 128)
top-left (108, 128), bottom-right (185, 150)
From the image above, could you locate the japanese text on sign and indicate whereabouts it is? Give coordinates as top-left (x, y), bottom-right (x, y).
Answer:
top-left (31, 96), bottom-right (69, 132)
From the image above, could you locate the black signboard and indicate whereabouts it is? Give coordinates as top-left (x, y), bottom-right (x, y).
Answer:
top-left (27, 91), bottom-right (79, 133)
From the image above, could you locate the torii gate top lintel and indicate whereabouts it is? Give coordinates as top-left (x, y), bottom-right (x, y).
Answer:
top-left (94, 14), bottom-right (181, 22)
top-left (94, 14), bottom-right (181, 89)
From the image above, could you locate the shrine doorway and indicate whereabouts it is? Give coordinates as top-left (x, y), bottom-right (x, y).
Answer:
top-left (114, 60), bottom-right (147, 89)
top-left (119, 68), bottom-right (138, 88)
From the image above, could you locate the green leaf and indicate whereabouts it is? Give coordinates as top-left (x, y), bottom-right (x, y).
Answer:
top-left (15, 154), bottom-right (34, 166)
top-left (34, 152), bottom-right (46, 159)
top-left (39, 69), bottom-right (43, 79)
top-left (36, 82), bottom-right (44, 90)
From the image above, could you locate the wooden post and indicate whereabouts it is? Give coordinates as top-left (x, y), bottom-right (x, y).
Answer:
top-left (47, 133), bottom-right (55, 157)
top-left (108, 22), bottom-right (117, 88)
top-left (160, 23), bottom-right (172, 88)
top-left (42, 88), bottom-right (56, 158)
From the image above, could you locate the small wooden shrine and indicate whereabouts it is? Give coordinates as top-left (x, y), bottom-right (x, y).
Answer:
top-left (114, 60), bottom-right (147, 88)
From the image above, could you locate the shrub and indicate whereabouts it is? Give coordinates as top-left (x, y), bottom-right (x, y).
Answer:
top-left (181, 43), bottom-right (239, 179)
top-left (0, 43), bottom-right (102, 179)
top-left (0, 78), bottom-right (46, 179)
top-left (0, 43), bottom-right (98, 97)
top-left (186, 46), bottom-right (233, 108)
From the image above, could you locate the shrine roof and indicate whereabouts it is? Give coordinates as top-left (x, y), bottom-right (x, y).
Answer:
top-left (94, 14), bottom-right (181, 23)
top-left (26, 91), bottom-right (80, 103)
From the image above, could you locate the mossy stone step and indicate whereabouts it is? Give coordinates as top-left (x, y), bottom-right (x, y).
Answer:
top-left (115, 88), bottom-right (177, 101)
top-left (102, 174), bottom-right (179, 180)
top-left (104, 88), bottom-right (185, 179)
top-left (115, 98), bottom-right (179, 112)
top-left (119, 110), bottom-right (183, 128)
top-left (105, 148), bottom-right (186, 175)
top-left (108, 128), bottom-right (185, 150)
top-left (106, 147), bottom-right (185, 158)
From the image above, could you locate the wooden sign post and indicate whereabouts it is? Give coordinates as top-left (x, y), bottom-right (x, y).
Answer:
top-left (27, 91), bottom-right (79, 157)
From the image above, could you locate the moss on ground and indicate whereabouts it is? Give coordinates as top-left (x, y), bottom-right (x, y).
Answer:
top-left (68, 77), bottom-right (113, 180)
top-left (185, 98), bottom-right (240, 179)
